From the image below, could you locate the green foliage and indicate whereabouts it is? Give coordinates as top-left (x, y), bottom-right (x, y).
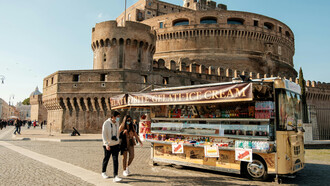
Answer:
top-left (299, 67), bottom-right (308, 123)
top-left (22, 98), bottom-right (30, 105)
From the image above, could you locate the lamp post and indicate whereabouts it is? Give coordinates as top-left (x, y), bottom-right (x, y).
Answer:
top-left (9, 94), bottom-right (15, 106)
top-left (0, 75), bottom-right (5, 84)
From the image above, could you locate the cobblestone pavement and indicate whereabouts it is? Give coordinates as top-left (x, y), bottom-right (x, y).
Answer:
top-left (0, 127), bottom-right (93, 186)
top-left (2, 126), bottom-right (330, 185)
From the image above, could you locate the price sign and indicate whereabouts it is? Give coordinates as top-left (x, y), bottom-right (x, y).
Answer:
top-left (235, 148), bottom-right (252, 162)
top-left (204, 145), bottom-right (219, 158)
top-left (172, 143), bottom-right (184, 154)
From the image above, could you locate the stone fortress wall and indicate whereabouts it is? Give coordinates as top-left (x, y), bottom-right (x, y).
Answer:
top-left (142, 10), bottom-right (295, 78)
top-left (91, 21), bottom-right (156, 71)
top-left (42, 0), bottom-right (330, 133)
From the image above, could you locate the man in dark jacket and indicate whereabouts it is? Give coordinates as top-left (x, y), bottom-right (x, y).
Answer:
top-left (13, 119), bottom-right (20, 135)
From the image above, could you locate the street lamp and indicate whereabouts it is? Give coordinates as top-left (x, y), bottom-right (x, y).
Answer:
top-left (0, 75), bottom-right (5, 84)
top-left (9, 94), bottom-right (15, 106)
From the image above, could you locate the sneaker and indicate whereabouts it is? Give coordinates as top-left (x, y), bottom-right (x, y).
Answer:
top-left (113, 176), bottom-right (122, 182)
top-left (101, 172), bottom-right (110, 179)
top-left (123, 170), bottom-right (129, 177)
top-left (126, 167), bottom-right (130, 174)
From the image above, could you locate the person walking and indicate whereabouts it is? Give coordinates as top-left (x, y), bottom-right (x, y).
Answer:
top-left (28, 120), bottom-right (31, 129)
top-left (18, 119), bottom-right (22, 134)
top-left (41, 121), bottom-right (43, 129)
top-left (119, 115), bottom-right (143, 177)
top-left (33, 121), bottom-right (36, 128)
top-left (13, 119), bottom-right (20, 135)
top-left (133, 119), bottom-right (139, 135)
top-left (101, 111), bottom-right (122, 183)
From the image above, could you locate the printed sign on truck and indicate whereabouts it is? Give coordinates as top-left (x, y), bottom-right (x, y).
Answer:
top-left (235, 148), bottom-right (252, 162)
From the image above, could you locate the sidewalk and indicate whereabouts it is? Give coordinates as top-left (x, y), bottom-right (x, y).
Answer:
top-left (12, 126), bottom-right (102, 142)
top-left (12, 126), bottom-right (330, 147)
top-left (305, 140), bottom-right (330, 149)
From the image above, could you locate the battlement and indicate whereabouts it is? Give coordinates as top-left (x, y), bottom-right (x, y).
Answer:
top-left (183, 0), bottom-right (227, 11)
top-left (152, 59), bottom-right (330, 89)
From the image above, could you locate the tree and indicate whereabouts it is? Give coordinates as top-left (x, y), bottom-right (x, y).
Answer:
top-left (22, 98), bottom-right (30, 105)
top-left (299, 67), bottom-right (308, 123)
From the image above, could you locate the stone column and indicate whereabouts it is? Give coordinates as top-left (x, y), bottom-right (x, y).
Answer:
top-left (91, 99), bottom-right (97, 111)
top-left (71, 99), bottom-right (76, 112)
top-left (98, 99), bottom-right (104, 111)
top-left (105, 98), bottom-right (111, 111)
top-left (77, 99), bottom-right (83, 111)
top-left (64, 100), bottom-right (70, 111)
top-left (84, 98), bottom-right (90, 111)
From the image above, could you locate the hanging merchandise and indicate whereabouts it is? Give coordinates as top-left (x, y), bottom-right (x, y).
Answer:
top-left (204, 145), bottom-right (220, 158)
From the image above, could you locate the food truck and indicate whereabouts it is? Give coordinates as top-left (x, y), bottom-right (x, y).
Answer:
top-left (110, 78), bottom-right (305, 181)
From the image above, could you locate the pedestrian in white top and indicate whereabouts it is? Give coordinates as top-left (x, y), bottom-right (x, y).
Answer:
top-left (101, 111), bottom-right (122, 183)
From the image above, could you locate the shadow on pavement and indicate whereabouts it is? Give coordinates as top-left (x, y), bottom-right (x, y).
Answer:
top-left (280, 163), bottom-right (330, 185)
top-left (126, 173), bottom-right (255, 186)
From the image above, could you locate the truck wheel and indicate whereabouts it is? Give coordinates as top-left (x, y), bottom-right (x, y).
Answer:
top-left (245, 158), bottom-right (268, 181)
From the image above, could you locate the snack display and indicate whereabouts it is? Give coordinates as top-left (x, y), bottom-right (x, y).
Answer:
top-left (139, 114), bottom-right (151, 141)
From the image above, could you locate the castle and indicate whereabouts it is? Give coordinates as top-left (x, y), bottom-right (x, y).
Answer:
top-left (42, 0), bottom-right (329, 137)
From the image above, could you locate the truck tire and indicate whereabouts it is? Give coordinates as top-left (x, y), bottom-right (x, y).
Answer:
top-left (244, 157), bottom-right (268, 181)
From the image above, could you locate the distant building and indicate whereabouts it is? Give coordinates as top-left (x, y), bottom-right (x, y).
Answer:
top-left (0, 98), bottom-right (10, 119)
top-left (9, 105), bottom-right (19, 119)
top-left (16, 102), bottom-right (31, 120)
top-left (30, 87), bottom-right (47, 122)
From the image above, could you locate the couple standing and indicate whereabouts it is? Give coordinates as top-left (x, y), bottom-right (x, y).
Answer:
top-left (101, 111), bottom-right (143, 183)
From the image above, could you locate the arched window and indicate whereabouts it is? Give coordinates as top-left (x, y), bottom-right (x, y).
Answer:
top-left (285, 31), bottom-right (291, 37)
top-left (227, 18), bottom-right (244, 25)
top-left (173, 19), bottom-right (189, 26)
top-left (264, 22), bottom-right (274, 30)
top-left (200, 17), bottom-right (217, 24)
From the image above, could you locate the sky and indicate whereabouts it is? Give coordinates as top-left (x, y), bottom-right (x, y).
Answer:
top-left (0, 0), bottom-right (329, 105)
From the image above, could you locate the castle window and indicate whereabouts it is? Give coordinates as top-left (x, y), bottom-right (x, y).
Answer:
top-left (264, 22), bottom-right (274, 30)
top-left (227, 18), bottom-right (244, 25)
top-left (51, 77), bottom-right (54, 84)
top-left (187, 3), bottom-right (190, 7)
top-left (173, 19), bottom-right (189, 26)
top-left (164, 5), bottom-right (166, 8)
top-left (172, 7), bottom-right (174, 11)
top-left (73, 74), bottom-right (80, 82)
top-left (254, 20), bottom-right (259, 27)
top-left (159, 22), bottom-right (164, 28)
top-left (128, 13), bottom-right (131, 21)
top-left (142, 75), bottom-right (148, 83)
top-left (103, 53), bottom-right (106, 62)
top-left (100, 74), bottom-right (106, 81)
top-left (191, 81), bottom-right (195, 85)
top-left (200, 17), bottom-right (217, 24)
top-left (163, 77), bottom-right (169, 85)
top-left (46, 80), bottom-right (48, 87)
top-left (147, 11), bottom-right (151, 15)
top-left (138, 12), bottom-right (143, 21)
top-left (285, 31), bottom-right (291, 38)
top-left (279, 26), bottom-right (282, 33)
top-left (148, 2), bottom-right (151, 6)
